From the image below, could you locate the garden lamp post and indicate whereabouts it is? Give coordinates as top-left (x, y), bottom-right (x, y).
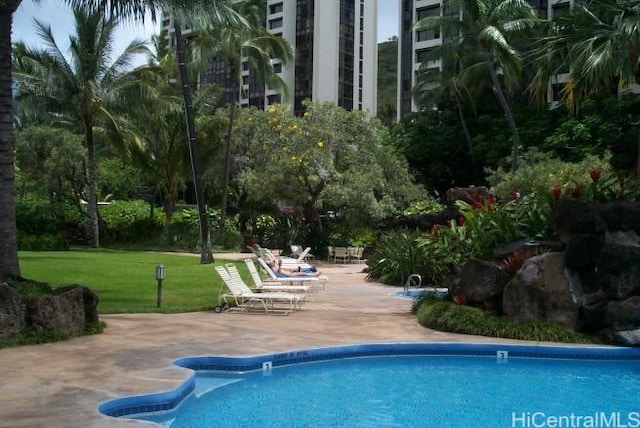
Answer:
top-left (155, 264), bottom-right (165, 308)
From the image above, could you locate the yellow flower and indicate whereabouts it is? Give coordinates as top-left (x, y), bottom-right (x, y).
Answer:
top-left (291, 156), bottom-right (297, 161)
top-left (317, 141), bottom-right (324, 148)
top-left (303, 111), bottom-right (311, 118)
top-left (268, 107), bottom-right (277, 114)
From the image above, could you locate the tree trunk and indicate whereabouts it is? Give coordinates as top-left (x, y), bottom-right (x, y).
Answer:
top-left (0, 2), bottom-right (23, 280)
top-left (487, 61), bottom-right (521, 172)
top-left (637, 116), bottom-right (640, 173)
top-left (84, 120), bottom-right (100, 248)
top-left (219, 103), bottom-right (236, 243)
top-left (162, 179), bottom-right (178, 237)
top-left (174, 22), bottom-right (214, 264)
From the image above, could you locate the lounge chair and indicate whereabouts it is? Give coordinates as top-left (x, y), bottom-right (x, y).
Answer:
top-left (214, 266), bottom-right (303, 315)
top-left (243, 259), bottom-right (312, 300)
top-left (225, 264), bottom-right (307, 308)
top-left (252, 245), bottom-right (315, 270)
top-left (257, 257), bottom-right (327, 290)
top-left (290, 245), bottom-right (315, 261)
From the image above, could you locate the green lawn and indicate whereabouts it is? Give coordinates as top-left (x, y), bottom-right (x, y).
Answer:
top-left (19, 249), bottom-right (248, 314)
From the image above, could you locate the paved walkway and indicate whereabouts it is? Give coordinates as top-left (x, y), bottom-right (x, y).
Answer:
top-left (0, 255), bottom-right (518, 428)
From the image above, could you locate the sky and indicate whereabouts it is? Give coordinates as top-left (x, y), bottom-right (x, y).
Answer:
top-left (12, 1), bottom-right (399, 66)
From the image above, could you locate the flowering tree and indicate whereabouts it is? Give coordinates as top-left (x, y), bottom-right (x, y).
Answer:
top-left (232, 101), bottom-right (426, 241)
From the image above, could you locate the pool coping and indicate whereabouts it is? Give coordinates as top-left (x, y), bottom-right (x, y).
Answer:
top-left (99, 341), bottom-right (640, 420)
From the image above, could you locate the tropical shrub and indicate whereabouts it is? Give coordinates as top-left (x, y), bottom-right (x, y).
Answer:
top-left (100, 200), bottom-right (163, 243)
top-left (487, 149), bottom-right (612, 202)
top-left (416, 299), bottom-right (594, 343)
top-left (16, 196), bottom-right (58, 236)
top-left (456, 192), bottom-right (554, 259)
top-left (415, 220), bottom-right (473, 285)
top-left (366, 229), bottom-right (428, 286)
top-left (170, 208), bottom-right (242, 251)
top-left (580, 167), bottom-right (640, 202)
top-left (402, 197), bottom-right (445, 216)
top-left (18, 234), bottom-right (69, 251)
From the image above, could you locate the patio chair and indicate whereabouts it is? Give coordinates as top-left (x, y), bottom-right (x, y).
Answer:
top-left (214, 266), bottom-right (303, 315)
top-left (327, 246), bottom-right (335, 263)
top-left (346, 247), bottom-right (366, 264)
top-left (333, 247), bottom-right (350, 263)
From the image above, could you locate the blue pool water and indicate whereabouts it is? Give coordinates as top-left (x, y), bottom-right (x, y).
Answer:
top-left (393, 287), bottom-right (448, 299)
top-left (99, 343), bottom-right (640, 428)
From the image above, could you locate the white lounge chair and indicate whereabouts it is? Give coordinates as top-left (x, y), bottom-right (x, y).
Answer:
top-left (257, 257), bottom-right (327, 290)
top-left (225, 264), bottom-right (306, 308)
top-left (290, 245), bottom-right (315, 261)
top-left (243, 259), bottom-right (312, 300)
top-left (214, 266), bottom-right (303, 315)
top-left (253, 245), bottom-right (315, 270)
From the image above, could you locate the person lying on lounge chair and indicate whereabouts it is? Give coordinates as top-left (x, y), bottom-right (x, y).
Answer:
top-left (269, 259), bottom-right (322, 277)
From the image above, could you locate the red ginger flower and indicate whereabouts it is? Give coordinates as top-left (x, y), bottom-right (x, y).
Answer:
top-left (589, 169), bottom-right (601, 183)
top-left (571, 187), bottom-right (581, 199)
top-left (552, 186), bottom-right (562, 201)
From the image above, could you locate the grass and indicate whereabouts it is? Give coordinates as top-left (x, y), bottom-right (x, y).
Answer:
top-left (19, 248), bottom-right (249, 314)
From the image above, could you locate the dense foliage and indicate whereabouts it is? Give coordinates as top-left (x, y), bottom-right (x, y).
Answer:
top-left (416, 298), bottom-right (594, 344)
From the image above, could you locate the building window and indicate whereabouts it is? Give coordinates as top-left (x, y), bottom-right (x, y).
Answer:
top-left (416, 5), bottom-right (440, 41)
top-left (527, 0), bottom-right (548, 19)
top-left (551, 2), bottom-right (570, 17)
top-left (268, 94), bottom-right (282, 105)
top-left (551, 83), bottom-right (565, 102)
top-left (416, 48), bottom-right (434, 64)
top-left (269, 17), bottom-right (283, 29)
top-left (273, 62), bottom-right (282, 73)
top-left (269, 2), bottom-right (284, 14)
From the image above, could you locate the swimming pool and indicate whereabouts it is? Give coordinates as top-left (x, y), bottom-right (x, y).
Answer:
top-left (392, 287), bottom-right (448, 299)
top-left (99, 343), bottom-right (640, 427)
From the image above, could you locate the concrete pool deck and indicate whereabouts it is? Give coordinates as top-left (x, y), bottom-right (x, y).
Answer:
top-left (1, 254), bottom-right (527, 427)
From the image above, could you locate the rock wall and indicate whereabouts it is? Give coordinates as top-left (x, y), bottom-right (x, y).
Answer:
top-left (0, 283), bottom-right (99, 340)
top-left (505, 200), bottom-right (640, 345)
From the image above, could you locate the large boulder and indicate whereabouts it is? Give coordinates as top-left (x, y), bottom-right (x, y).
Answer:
top-left (26, 286), bottom-right (85, 335)
top-left (502, 252), bottom-right (580, 330)
top-left (596, 244), bottom-right (640, 300)
top-left (0, 283), bottom-right (25, 339)
top-left (452, 258), bottom-right (511, 304)
top-left (563, 234), bottom-right (602, 271)
top-left (444, 186), bottom-right (491, 205)
top-left (602, 328), bottom-right (640, 347)
top-left (56, 285), bottom-right (100, 325)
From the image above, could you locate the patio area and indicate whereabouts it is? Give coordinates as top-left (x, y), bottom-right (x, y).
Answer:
top-left (0, 255), bottom-right (520, 427)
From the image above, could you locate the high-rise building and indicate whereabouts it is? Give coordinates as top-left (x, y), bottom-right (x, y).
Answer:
top-left (163, 0), bottom-right (378, 116)
top-left (398, 0), bottom-right (571, 121)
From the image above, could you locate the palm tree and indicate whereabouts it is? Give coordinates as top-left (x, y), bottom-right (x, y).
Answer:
top-left (13, 6), bottom-right (148, 248)
top-left (412, 40), bottom-right (485, 183)
top-left (118, 31), bottom-right (222, 237)
top-left (1, 0), bottom-right (246, 278)
top-left (414, 0), bottom-right (540, 171)
top-left (190, 0), bottom-right (293, 243)
top-left (529, 0), bottom-right (640, 169)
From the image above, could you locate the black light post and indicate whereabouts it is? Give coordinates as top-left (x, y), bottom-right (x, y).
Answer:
top-left (155, 264), bottom-right (165, 308)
